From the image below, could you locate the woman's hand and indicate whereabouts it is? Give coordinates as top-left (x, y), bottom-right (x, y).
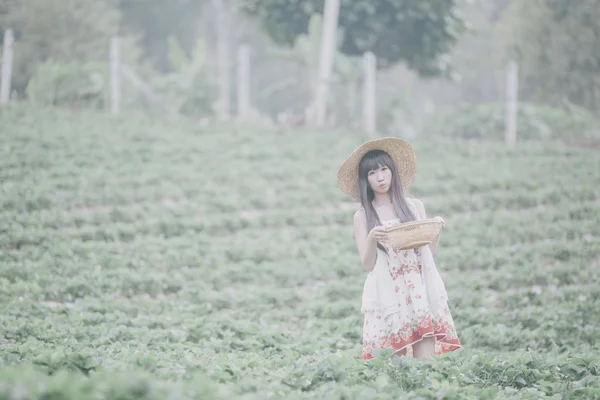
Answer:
top-left (368, 225), bottom-right (388, 244)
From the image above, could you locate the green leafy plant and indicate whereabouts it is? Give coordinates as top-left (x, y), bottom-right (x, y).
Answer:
top-left (25, 59), bottom-right (108, 109)
top-left (0, 104), bottom-right (599, 398)
top-left (421, 102), bottom-right (600, 141)
top-left (264, 13), bottom-right (365, 128)
top-left (150, 36), bottom-right (218, 119)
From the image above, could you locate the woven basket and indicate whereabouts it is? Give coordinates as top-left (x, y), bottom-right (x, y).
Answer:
top-left (386, 218), bottom-right (443, 250)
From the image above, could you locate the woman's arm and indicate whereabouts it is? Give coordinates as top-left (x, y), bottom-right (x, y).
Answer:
top-left (353, 209), bottom-right (385, 272)
top-left (412, 198), bottom-right (442, 254)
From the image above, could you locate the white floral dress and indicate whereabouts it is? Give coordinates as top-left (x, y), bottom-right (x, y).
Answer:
top-left (360, 200), bottom-right (461, 359)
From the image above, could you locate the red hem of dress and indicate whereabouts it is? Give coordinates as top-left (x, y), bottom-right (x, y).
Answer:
top-left (361, 326), bottom-right (462, 360)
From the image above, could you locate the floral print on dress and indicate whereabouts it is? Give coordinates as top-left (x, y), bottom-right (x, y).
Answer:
top-left (361, 222), bottom-right (461, 359)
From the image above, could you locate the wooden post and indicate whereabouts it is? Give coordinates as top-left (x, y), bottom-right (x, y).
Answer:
top-left (505, 60), bottom-right (518, 147)
top-left (363, 51), bottom-right (376, 136)
top-left (212, 0), bottom-right (231, 120)
top-left (110, 36), bottom-right (121, 114)
top-left (315, 0), bottom-right (341, 128)
top-left (1, 29), bottom-right (14, 105)
top-left (237, 45), bottom-right (250, 121)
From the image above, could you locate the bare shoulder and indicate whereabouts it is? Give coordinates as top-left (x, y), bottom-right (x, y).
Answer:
top-left (410, 197), bottom-right (424, 208)
top-left (354, 207), bottom-right (366, 224)
top-left (408, 197), bottom-right (427, 218)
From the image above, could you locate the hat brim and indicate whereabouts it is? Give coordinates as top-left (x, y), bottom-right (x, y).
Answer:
top-left (337, 137), bottom-right (417, 202)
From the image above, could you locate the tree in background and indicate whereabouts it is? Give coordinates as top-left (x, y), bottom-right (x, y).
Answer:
top-left (499, 0), bottom-right (600, 114)
top-left (237, 0), bottom-right (466, 78)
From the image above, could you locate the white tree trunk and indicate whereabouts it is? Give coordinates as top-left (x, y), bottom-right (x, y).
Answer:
top-left (362, 51), bottom-right (376, 136)
top-left (212, 0), bottom-right (231, 120)
top-left (237, 45), bottom-right (250, 121)
top-left (314, 0), bottom-right (341, 128)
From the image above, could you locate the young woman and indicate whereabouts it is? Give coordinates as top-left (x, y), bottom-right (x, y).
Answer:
top-left (337, 138), bottom-right (461, 360)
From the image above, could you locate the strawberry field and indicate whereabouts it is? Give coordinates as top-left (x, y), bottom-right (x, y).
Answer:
top-left (1, 105), bottom-right (600, 399)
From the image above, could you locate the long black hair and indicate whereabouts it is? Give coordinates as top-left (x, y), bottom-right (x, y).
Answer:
top-left (358, 150), bottom-right (417, 252)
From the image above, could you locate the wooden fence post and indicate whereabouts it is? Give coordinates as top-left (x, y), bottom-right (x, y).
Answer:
top-left (505, 60), bottom-right (518, 147)
top-left (1, 29), bottom-right (14, 105)
top-left (110, 36), bottom-right (121, 114)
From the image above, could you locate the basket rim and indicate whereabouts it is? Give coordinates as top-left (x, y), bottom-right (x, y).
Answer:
top-left (385, 218), bottom-right (443, 231)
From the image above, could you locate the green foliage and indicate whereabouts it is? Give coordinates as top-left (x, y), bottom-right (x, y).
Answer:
top-left (238, 0), bottom-right (466, 76)
top-left (261, 13), bottom-right (325, 104)
top-left (149, 36), bottom-right (218, 118)
top-left (0, 364), bottom-right (224, 400)
top-left (265, 13), bottom-right (363, 127)
top-left (25, 60), bottom-right (108, 109)
top-left (114, 0), bottom-right (206, 72)
top-left (1, 105), bottom-right (600, 398)
top-left (0, 0), bottom-right (140, 95)
top-left (498, 0), bottom-right (600, 114)
top-left (421, 102), bottom-right (600, 141)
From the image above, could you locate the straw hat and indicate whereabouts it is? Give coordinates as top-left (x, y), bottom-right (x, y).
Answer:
top-left (337, 137), bottom-right (417, 202)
